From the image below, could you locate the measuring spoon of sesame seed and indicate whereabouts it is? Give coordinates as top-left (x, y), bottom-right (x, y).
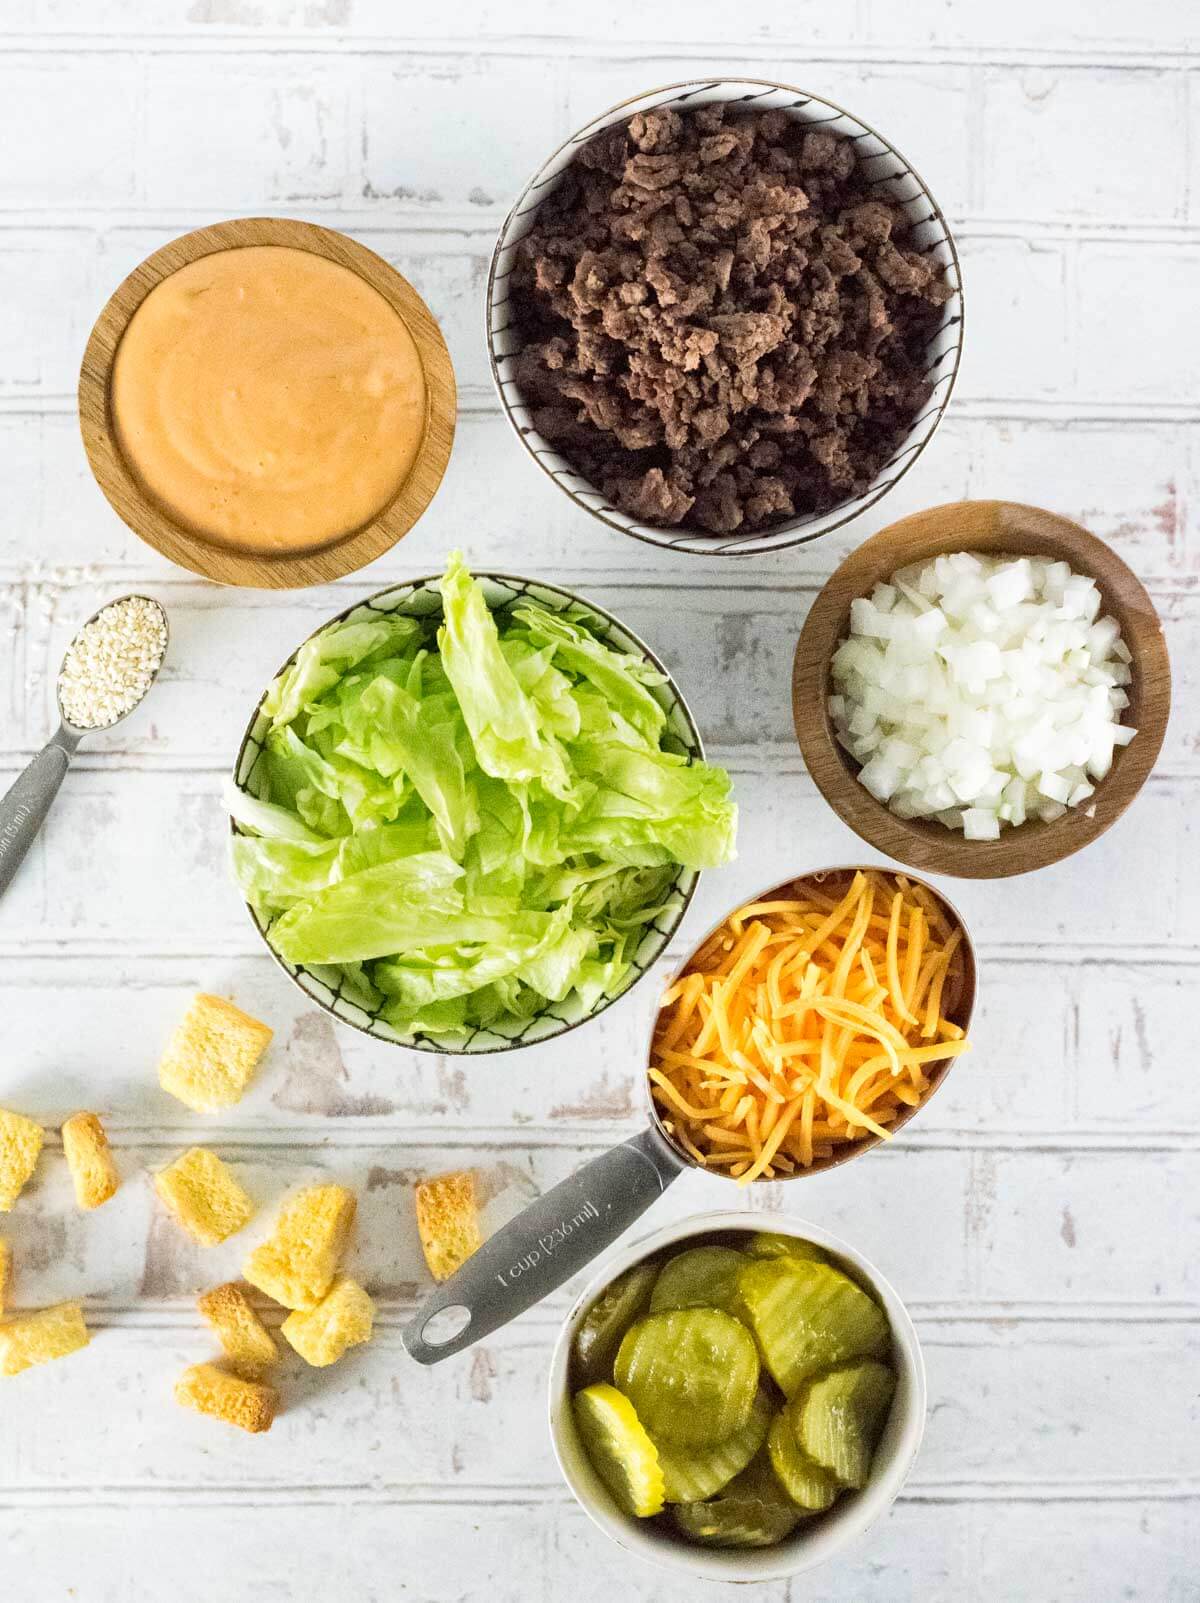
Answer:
top-left (0, 594), bottom-right (168, 900)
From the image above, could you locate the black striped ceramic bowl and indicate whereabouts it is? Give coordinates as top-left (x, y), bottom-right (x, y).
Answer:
top-left (230, 571), bottom-right (704, 1055)
top-left (487, 78), bottom-right (964, 559)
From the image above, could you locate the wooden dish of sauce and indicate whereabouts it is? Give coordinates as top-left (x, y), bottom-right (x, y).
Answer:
top-left (79, 218), bottom-right (456, 588)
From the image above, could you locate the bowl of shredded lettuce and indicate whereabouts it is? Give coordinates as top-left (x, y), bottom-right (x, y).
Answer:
top-left (228, 553), bottom-right (737, 1053)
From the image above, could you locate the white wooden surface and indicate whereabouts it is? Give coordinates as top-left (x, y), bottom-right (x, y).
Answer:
top-left (1, 4), bottom-right (1198, 1599)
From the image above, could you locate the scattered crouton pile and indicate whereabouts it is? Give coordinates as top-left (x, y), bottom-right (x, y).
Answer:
top-left (1, 990), bottom-right (521, 1436)
top-left (176, 1184), bottom-right (374, 1433)
top-left (0, 1108), bottom-right (115, 1378)
top-left (152, 998), bottom-right (372, 1433)
top-left (0, 992), bottom-right (286, 1413)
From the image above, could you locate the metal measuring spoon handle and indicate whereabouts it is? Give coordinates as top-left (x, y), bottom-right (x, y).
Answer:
top-left (403, 1125), bottom-right (686, 1365)
top-left (0, 593), bottom-right (167, 904)
top-left (0, 725), bottom-right (82, 897)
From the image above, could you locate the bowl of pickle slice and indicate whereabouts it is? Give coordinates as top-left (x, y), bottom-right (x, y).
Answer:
top-left (548, 1211), bottom-right (926, 1582)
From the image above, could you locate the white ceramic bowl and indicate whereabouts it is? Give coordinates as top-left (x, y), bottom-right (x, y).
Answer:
top-left (488, 78), bottom-right (964, 558)
top-left (548, 1210), bottom-right (926, 1584)
top-left (230, 570), bottom-right (703, 1054)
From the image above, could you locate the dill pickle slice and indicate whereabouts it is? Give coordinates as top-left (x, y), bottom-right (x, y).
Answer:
top-left (649, 1246), bottom-right (746, 1316)
top-left (792, 1360), bottom-right (897, 1490)
top-left (653, 1388), bottom-right (772, 1503)
top-left (573, 1383), bottom-right (665, 1518)
top-left (735, 1259), bottom-right (890, 1397)
top-left (766, 1409), bottom-right (840, 1511)
top-left (614, 1308), bottom-right (760, 1447)
top-left (744, 1232), bottom-right (830, 1265)
top-left (670, 1450), bottom-right (801, 1549)
top-left (572, 1260), bottom-right (660, 1386)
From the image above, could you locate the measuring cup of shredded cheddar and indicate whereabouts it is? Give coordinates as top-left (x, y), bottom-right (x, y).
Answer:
top-left (404, 867), bottom-right (975, 1367)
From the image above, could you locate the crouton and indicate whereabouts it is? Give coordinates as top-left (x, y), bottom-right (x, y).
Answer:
top-left (198, 1283), bottom-right (278, 1374)
top-left (0, 1302), bottom-right (89, 1376)
top-left (243, 1184), bottom-right (356, 1310)
top-left (415, 1170), bottom-right (482, 1282)
top-left (282, 1276), bottom-right (374, 1368)
top-left (61, 1112), bottom-right (120, 1210)
top-left (0, 1110), bottom-right (45, 1212)
top-left (154, 1148), bottom-right (255, 1247)
top-left (0, 1239), bottom-right (9, 1318)
top-left (175, 1362), bottom-right (277, 1434)
top-left (158, 993), bottom-right (273, 1112)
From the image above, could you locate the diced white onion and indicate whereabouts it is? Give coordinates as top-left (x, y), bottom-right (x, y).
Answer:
top-left (827, 551), bottom-right (1137, 837)
top-left (962, 808), bottom-right (1001, 841)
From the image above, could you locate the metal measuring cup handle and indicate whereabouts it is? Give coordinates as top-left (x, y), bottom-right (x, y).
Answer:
top-left (403, 1125), bottom-right (686, 1365)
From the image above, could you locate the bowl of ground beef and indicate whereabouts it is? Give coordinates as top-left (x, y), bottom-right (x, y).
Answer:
top-left (488, 80), bottom-right (964, 556)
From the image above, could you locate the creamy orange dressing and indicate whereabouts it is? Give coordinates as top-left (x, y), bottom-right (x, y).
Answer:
top-left (111, 245), bottom-right (427, 553)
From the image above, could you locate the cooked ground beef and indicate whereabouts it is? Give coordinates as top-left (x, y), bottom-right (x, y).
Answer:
top-left (509, 104), bottom-right (954, 536)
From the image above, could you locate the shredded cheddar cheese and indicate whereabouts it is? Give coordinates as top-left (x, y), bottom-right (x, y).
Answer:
top-left (649, 870), bottom-right (971, 1184)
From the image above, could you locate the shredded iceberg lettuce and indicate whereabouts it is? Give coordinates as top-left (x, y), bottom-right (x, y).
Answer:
top-left (230, 553), bottom-right (736, 1038)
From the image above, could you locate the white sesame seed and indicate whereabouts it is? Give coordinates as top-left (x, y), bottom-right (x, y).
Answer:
top-left (57, 595), bottom-right (167, 731)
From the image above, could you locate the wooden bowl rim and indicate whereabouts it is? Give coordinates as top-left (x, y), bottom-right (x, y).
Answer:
top-left (645, 863), bottom-right (977, 1177)
top-left (792, 500), bottom-right (1172, 879)
top-left (77, 216), bottom-right (457, 590)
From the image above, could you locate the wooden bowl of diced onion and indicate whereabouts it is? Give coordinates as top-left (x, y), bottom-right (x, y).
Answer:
top-left (792, 500), bottom-right (1171, 879)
